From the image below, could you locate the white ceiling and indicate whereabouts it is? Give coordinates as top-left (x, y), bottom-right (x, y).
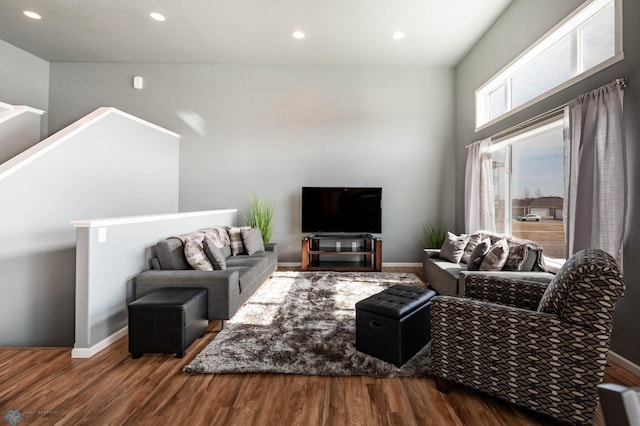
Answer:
top-left (0, 0), bottom-right (513, 66)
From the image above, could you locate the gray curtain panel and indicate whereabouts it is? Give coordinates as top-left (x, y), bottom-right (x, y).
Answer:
top-left (564, 84), bottom-right (626, 260)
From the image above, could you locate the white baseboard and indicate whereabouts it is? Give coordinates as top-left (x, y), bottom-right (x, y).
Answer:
top-left (383, 262), bottom-right (422, 267)
top-left (608, 350), bottom-right (640, 377)
top-left (71, 326), bottom-right (128, 359)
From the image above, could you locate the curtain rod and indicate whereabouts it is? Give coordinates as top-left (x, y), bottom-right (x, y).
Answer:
top-left (466, 77), bottom-right (628, 148)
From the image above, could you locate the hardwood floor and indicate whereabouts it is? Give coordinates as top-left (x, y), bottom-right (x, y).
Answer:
top-left (1, 267), bottom-right (638, 425)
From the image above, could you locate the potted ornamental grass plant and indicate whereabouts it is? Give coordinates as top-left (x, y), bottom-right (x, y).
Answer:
top-left (244, 195), bottom-right (274, 243)
top-left (421, 223), bottom-right (448, 249)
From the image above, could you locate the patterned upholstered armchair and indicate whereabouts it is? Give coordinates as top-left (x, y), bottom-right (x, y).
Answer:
top-left (430, 248), bottom-right (626, 425)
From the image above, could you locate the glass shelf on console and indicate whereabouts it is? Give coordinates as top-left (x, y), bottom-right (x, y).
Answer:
top-left (301, 233), bottom-right (382, 272)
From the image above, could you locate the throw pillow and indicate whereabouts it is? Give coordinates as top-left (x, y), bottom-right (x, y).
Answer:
top-left (480, 238), bottom-right (509, 271)
top-left (439, 232), bottom-right (470, 263)
top-left (202, 226), bottom-right (231, 248)
top-left (227, 226), bottom-right (250, 256)
top-left (461, 233), bottom-right (482, 264)
top-left (183, 239), bottom-right (214, 271)
top-left (204, 237), bottom-right (227, 270)
top-left (241, 227), bottom-right (265, 255)
top-left (467, 238), bottom-right (491, 271)
top-left (151, 258), bottom-right (162, 270)
top-left (221, 244), bottom-right (232, 258)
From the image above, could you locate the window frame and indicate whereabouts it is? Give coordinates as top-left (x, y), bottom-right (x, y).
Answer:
top-left (489, 117), bottom-right (565, 258)
top-left (475, 0), bottom-right (623, 131)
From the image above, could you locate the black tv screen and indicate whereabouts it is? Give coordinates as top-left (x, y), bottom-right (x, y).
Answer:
top-left (301, 187), bottom-right (382, 233)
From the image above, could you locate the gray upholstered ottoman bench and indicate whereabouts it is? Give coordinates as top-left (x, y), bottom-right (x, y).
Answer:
top-left (128, 287), bottom-right (208, 359)
top-left (355, 285), bottom-right (435, 367)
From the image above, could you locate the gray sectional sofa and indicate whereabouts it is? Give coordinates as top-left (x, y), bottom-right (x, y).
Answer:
top-left (134, 236), bottom-right (277, 320)
top-left (423, 231), bottom-right (555, 297)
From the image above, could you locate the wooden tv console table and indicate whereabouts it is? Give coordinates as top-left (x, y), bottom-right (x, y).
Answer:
top-left (301, 233), bottom-right (382, 272)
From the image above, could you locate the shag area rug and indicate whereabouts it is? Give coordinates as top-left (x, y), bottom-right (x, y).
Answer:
top-left (185, 271), bottom-right (431, 377)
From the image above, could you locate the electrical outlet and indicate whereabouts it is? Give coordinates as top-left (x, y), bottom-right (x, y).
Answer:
top-left (336, 241), bottom-right (341, 251)
top-left (352, 242), bottom-right (357, 251)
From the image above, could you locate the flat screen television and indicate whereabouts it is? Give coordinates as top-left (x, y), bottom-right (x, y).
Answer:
top-left (301, 187), bottom-right (382, 233)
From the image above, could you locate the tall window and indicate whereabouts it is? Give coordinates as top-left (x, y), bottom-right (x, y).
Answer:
top-left (490, 120), bottom-right (565, 259)
top-left (476, 0), bottom-right (622, 129)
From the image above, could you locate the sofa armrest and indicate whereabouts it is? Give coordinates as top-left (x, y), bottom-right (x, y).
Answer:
top-left (134, 269), bottom-right (241, 320)
top-left (431, 296), bottom-right (601, 358)
top-left (460, 273), bottom-right (550, 310)
top-left (264, 243), bottom-right (277, 258)
top-left (424, 248), bottom-right (441, 259)
top-left (458, 270), bottom-right (553, 303)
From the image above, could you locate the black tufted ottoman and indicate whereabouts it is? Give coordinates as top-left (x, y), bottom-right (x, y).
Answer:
top-left (128, 287), bottom-right (208, 359)
top-left (355, 285), bottom-right (435, 367)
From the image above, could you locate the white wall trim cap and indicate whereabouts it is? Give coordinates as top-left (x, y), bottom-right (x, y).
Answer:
top-left (0, 107), bottom-right (180, 182)
top-left (0, 105), bottom-right (46, 125)
top-left (71, 209), bottom-right (238, 228)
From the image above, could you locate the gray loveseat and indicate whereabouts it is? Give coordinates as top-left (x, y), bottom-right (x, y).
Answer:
top-left (423, 231), bottom-right (554, 297)
top-left (134, 236), bottom-right (277, 320)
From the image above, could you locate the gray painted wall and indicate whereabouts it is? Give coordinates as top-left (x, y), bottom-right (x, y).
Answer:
top-left (455, 0), bottom-right (640, 364)
top-left (48, 64), bottom-right (457, 264)
top-left (0, 109), bottom-right (180, 346)
top-left (0, 39), bottom-right (49, 137)
top-left (0, 109), bottom-right (43, 163)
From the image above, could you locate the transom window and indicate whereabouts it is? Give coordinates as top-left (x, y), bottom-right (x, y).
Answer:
top-left (475, 0), bottom-right (622, 130)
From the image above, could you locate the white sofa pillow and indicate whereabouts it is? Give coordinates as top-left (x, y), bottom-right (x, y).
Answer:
top-left (440, 232), bottom-right (470, 264)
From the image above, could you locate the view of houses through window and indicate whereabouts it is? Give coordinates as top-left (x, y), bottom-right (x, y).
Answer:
top-left (490, 120), bottom-right (565, 259)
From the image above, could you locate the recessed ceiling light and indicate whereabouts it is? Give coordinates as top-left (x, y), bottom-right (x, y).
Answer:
top-left (292, 31), bottom-right (305, 39)
top-left (392, 31), bottom-right (405, 40)
top-left (150, 12), bottom-right (166, 22)
top-left (23, 11), bottom-right (42, 20)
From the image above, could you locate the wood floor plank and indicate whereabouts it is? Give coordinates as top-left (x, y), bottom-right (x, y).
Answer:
top-left (401, 378), bottom-right (464, 426)
top-left (342, 376), bottom-right (376, 425)
top-left (0, 267), bottom-right (637, 425)
top-left (0, 349), bottom-right (64, 389)
top-left (277, 375), bottom-right (310, 425)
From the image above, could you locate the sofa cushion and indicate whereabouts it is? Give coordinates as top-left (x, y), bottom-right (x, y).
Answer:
top-left (156, 238), bottom-right (191, 270)
top-left (461, 233), bottom-right (482, 264)
top-left (225, 250), bottom-right (276, 268)
top-left (440, 232), bottom-right (469, 264)
top-left (423, 255), bottom-right (466, 296)
top-left (183, 239), bottom-right (214, 271)
top-left (227, 264), bottom-right (263, 294)
top-left (225, 256), bottom-right (264, 268)
top-left (241, 227), bottom-right (265, 255)
top-left (228, 226), bottom-right (251, 256)
top-left (468, 238), bottom-right (491, 271)
top-left (480, 239), bottom-right (509, 271)
top-left (204, 237), bottom-right (227, 270)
